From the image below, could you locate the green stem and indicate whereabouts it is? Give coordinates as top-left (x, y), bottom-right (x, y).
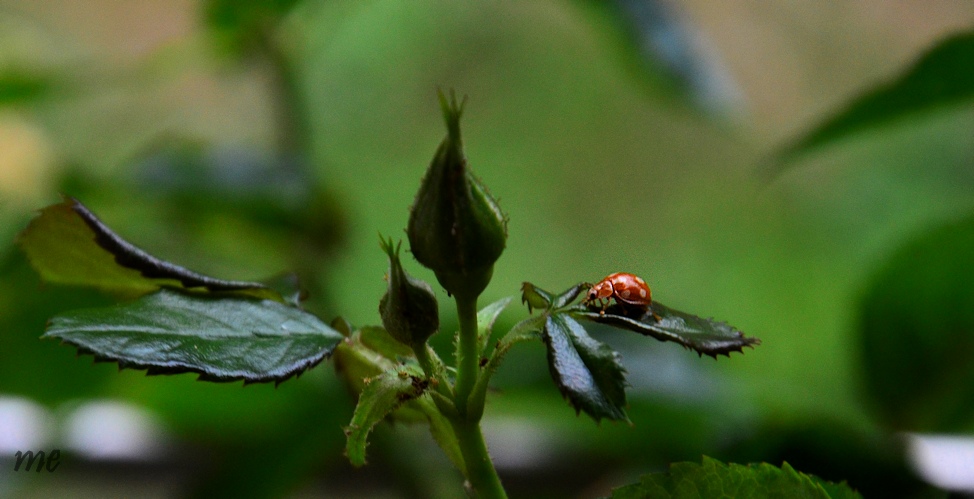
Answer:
top-left (452, 418), bottom-right (507, 499)
top-left (453, 293), bottom-right (480, 417)
top-left (449, 293), bottom-right (507, 497)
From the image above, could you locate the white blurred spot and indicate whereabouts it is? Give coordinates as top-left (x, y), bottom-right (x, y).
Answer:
top-left (0, 396), bottom-right (53, 453)
top-left (482, 417), bottom-right (557, 469)
top-left (906, 433), bottom-right (974, 492)
top-left (65, 400), bottom-right (169, 460)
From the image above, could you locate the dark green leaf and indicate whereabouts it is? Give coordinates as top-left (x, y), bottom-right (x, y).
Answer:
top-left (778, 30), bottom-right (974, 163)
top-left (345, 366), bottom-right (428, 467)
top-left (543, 314), bottom-right (628, 422)
top-left (44, 288), bottom-right (342, 384)
top-left (610, 456), bottom-right (862, 498)
top-left (553, 282), bottom-right (589, 309)
top-left (17, 199), bottom-right (280, 301)
top-left (478, 295), bottom-right (513, 351)
top-left (859, 214), bottom-right (974, 432)
top-left (573, 301), bottom-right (760, 358)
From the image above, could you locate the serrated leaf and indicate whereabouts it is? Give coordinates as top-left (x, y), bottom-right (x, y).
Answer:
top-left (609, 456), bottom-right (862, 499)
top-left (478, 295), bottom-right (513, 352)
top-left (334, 330), bottom-right (462, 472)
top-left (332, 329), bottom-right (428, 426)
top-left (44, 288), bottom-right (341, 383)
top-left (777, 30), bottom-right (974, 164)
top-left (418, 397), bottom-right (465, 475)
top-left (859, 214), bottom-right (974, 432)
top-left (345, 366), bottom-right (428, 467)
top-left (17, 199), bottom-right (280, 301)
top-left (573, 301), bottom-right (760, 358)
top-left (543, 314), bottom-right (628, 422)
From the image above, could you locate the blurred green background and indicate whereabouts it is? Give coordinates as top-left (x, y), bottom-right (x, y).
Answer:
top-left (1, 1), bottom-right (973, 497)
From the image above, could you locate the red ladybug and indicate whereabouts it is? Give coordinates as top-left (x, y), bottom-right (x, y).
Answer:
top-left (583, 272), bottom-right (656, 318)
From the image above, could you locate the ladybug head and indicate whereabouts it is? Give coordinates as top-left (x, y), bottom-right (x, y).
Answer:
top-left (586, 281), bottom-right (612, 302)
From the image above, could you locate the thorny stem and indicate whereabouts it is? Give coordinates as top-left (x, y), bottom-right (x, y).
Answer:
top-left (453, 292), bottom-right (480, 417)
top-left (449, 291), bottom-right (507, 498)
top-left (451, 418), bottom-right (506, 499)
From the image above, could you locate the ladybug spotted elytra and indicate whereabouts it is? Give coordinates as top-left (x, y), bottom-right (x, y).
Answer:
top-left (583, 272), bottom-right (657, 319)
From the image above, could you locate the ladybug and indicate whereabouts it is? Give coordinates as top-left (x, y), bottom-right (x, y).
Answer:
top-left (583, 272), bottom-right (658, 319)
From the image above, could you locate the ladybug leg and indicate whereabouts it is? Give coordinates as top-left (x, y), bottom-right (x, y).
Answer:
top-left (648, 305), bottom-right (661, 322)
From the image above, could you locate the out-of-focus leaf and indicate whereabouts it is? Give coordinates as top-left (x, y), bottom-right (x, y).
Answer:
top-left (17, 198), bottom-right (281, 301)
top-left (44, 288), bottom-right (342, 384)
top-left (204, 0), bottom-right (302, 56)
top-left (585, 0), bottom-right (741, 114)
top-left (573, 301), bottom-right (760, 358)
top-left (543, 314), bottom-right (628, 422)
top-left (610, 456), bottom-right (862, 498)
top-left (0, 70), bottom-right (49, 105)
top-left (344, 365), bottom-right (428, 467)
top-left (0, 251), bottom-right (115, 404)
top-left (778, 30), bottom-right (974, 164)
top-left (859, 215), bottom-right (974, 432)
top-left (478, 295), bottom-right (513, 351)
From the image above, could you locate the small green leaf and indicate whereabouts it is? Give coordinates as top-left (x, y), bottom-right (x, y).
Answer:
top-left (345, 366), bottom-right (428, 467)
top-left (543, 314), bottom-right (628, 422)
top-left (610, 456), bottom-right (862, 499)
top-left (552, 282), bottom-right (589, 309)
top-left (778, 29), bottom-right (974, 164)
top-left (477, 295), bottom-right (513, 351)
top-left (573, 301), bottom-right (760, 358)
top-left (44, 288), bottom-right (342, 384)
top-left (521, 282), bottom-right (553, 312)
top-left (17, 199), bottom-right (280, 301)
top-left (420, 398), bottom-right (465, 475)
top-left (859, 214), bottom-right (974, 432)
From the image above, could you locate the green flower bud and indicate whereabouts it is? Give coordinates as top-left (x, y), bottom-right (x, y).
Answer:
top-left (407, 91), bottom-right (507, 298)
top-left (379, 236), bottom-right (440, 347)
